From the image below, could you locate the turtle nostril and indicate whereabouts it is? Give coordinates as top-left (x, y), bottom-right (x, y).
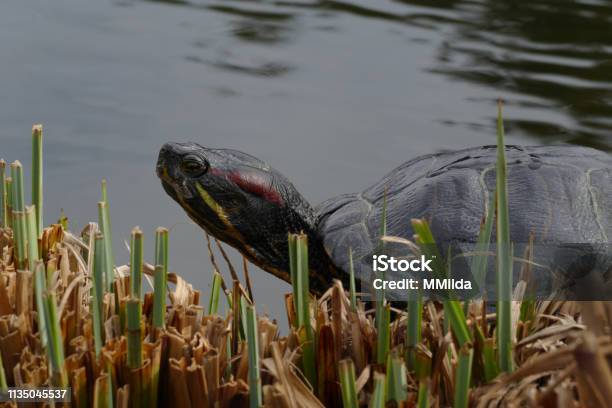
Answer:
top-left (157, 144), bottom-right (175, 178)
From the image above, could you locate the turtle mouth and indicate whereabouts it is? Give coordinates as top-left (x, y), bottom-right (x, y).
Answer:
top-left (156, 158), bottom-right (182, 200)
top-left (155, 160), bottom-right (167, 180)
top-left (160, 178), bottom-right (180, 203)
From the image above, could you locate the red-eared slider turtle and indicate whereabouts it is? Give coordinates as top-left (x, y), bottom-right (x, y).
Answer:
top-left (157, 144), bottom-right (611, 299)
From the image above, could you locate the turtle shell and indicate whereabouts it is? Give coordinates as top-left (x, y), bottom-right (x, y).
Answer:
top-left (315, 145), bottom-right (611, 297)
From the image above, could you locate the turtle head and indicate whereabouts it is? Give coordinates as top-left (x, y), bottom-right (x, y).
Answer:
top-left (157, 142), bottom-right (335, 287)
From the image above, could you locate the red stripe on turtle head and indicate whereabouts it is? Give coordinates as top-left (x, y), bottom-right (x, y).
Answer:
top-left (210, 167), bottom-right (284, 206)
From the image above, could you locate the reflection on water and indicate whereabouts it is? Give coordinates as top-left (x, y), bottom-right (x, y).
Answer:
top-left (148, 0), bottom-right (612, 150)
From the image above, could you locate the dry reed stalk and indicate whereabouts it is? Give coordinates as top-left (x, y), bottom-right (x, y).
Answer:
top-left (0, 270), bottom-right (12, 316)
top-left (15, 269), bottom-right (32, 317)
top-left (2, 219), bottom-right (612, 407)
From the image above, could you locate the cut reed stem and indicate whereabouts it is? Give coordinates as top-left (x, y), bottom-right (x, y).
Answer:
top-left (25, 205), bottom-right (40, 272)
top-left (32, 124), bottom-right (43, 237)
top-left (130, 227), bottom-right (143, 299)
top-left (387, 353), bottom-right (408, 403)
top-left (5, 176), bottom-right (12, 229)
top-left (370, 373), bottom-right (386, 408)
top-left (246, 304), bottom-right (262, 408)
top-left (93, 373), bottom-right (111, 408)
top-left (126, 297), bottom-right (142, 369)
top-left (10, 160), bottom-right (25, 212)
top-left (338, 359), bottom-right (358, 408)
top-left (153, 227), bottom-right (168, 329)
top-left (453, 346), bottom-right (474, 408)
top-left (11, 162), bottom-right (27, 269)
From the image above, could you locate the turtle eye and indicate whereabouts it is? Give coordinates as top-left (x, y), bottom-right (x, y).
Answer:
top-left (180, 154), bottom-right (208, 177)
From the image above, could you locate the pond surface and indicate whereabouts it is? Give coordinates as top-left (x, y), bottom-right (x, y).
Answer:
top-left (1, 0), bottom-right (611, 322)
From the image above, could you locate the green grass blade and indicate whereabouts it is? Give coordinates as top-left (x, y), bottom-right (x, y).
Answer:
top-left (153, 227), bottom-right (168, 328)
top-left (92, 232), bottom-right (106, 357)
top-left (97, 201), bottom-right (112, 292)
top-left (99, 181), bottom-right (115, 293)
top-left (406, 291), bottom-right (422, 369)
top-left (287, 233), bottom-right (301, 333)
top-left (130, 227), bottom-right (143, 299)
top-left (519, 299), bottom-right (535, 327)
top-left (483, 338), bottom-right (499, 382)
top-left (411, 219), bottom-right (472, 347)
top-left (26, 206), bottom-right (40, 272)
top-left (230, 285), bottom-right (243, 346)
top-left (126, 297), bottom-right (142, 369)
top-left (43, 291), bottom-right (67, 387)
top-left (33, 261), bottom-right (48, 348)
top-left (412, 217), bottom-right (476, 407)
top-left (288, 233), bottom-right (317, 387)
top-left (375, 189), bottom-right (388, 366)
top-left (471, 194), bottom-right (496, 290)
top-left (0, 159), bottom-right (6, 228)
top-left (339, 359), bottom-right (358, 408)
top-left (495, 100), bottom-right (514, 373)
top-left (208, 271), bottom-right (223, 315)
top-left (415, 348), bottom-right (431, 408)
top-left (376, 303), bottom-right (390, 365)
top-left (240, 291), bottom-right (249, 341)
top-left (246, 304), bottom-right (262, 408)
top-left (370, 373), bottom-right (386, 408)
top-left (31, 124), bottom-right (43, 237)
top-left (453, 346), bottom-right (474, 408)
top-left (152, 265), bottom-right (166, 330)
top-left (417, 381), bottom-right (429, 408)
top-left (386, 354), bottom-right (408, 403)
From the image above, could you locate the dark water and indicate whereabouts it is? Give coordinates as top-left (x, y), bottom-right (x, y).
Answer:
top-left (1, 0), bottom-right (611, 323)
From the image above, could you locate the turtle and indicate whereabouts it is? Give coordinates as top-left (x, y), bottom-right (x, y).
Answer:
top-left (156, 143), bottom-right (612, 300)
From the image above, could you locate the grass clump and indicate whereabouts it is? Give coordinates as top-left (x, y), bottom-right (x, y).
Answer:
top-left (0, 116), bottom-right (610, 408)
